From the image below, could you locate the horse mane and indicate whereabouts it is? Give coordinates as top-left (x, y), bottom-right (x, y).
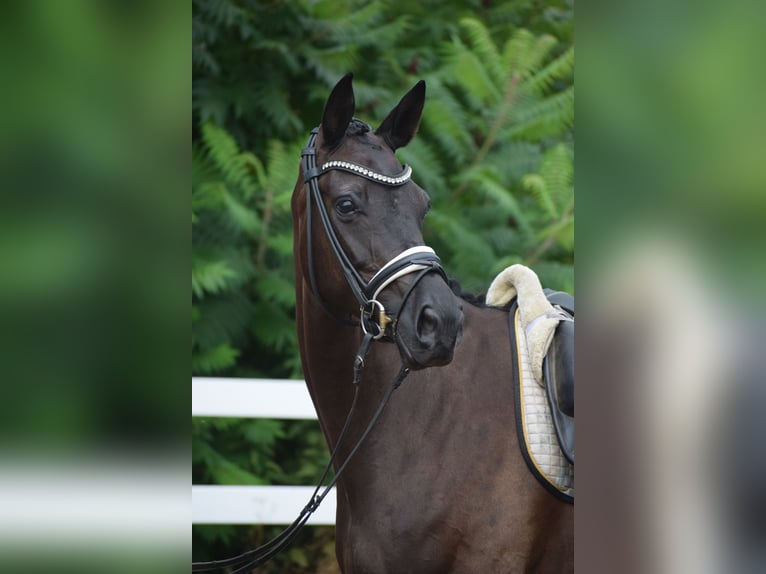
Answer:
top-left (447, 276), bottom-right (487, 307)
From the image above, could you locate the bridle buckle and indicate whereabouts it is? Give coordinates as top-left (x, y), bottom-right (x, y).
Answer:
top-left (360, 300), bottom-right (392, 340)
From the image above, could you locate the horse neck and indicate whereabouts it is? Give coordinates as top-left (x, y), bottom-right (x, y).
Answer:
top-left (295, 273), bottom-right (367, 447)
top-left (295, 268), bottom-right (411, 470)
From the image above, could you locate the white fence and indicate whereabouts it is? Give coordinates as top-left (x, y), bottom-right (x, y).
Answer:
top-left (192, 377), bottom-right (336, 525)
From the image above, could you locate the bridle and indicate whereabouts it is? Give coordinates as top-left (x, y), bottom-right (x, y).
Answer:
top-left (301, 125), bottom-right (447, 342)
top-left (191, 125), bottom-right (450, 573)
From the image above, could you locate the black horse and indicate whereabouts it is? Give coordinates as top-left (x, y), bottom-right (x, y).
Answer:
top-left (291, 74), bottom-right (573, 573)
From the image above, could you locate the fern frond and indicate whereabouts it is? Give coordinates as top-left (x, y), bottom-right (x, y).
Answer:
top-left (421, 83), bottom-right (475, 164)
top-left (427, 208), bottom-right (496, 290)
top-left (538, 143), bottom-right (574, 211)
top-left (524, 34), bottom-right (559, 78)
top-left (502, 28), bottom-right (536, 79)
top-left (196, 0), bottom-right (244, 28)
top-left (193, 292), bottom-right (254, 350)
top-left (252, 301), bottom-right (297, 353)
top-left (319, 1), bottom-right (386, 35)
top-left (457, 166), bottom-right (532, 236)
top-left (192, 42), bottom-right (220, 75)
top-left (459, 17), bottom-right (504, 90)
top-left (201, 122), bottom-right (260, 198)
top-left (303, 49), bottom-right (360, 87)
top-left (443, 35), bottom-right (501, 104)
top-left (193, 182), bottom-right (261, 237)
top-left (192, 342), bottom-right (240, 374)
top-left (202, 121), bottom-right (238, 174)
top-left (250, 82), bottom-right (302, 135)
top-left (240, 151), bottom-right (267, 195)
top-left (536, 215), bottom-right (574, 252)
top-left (193, 439), bottom-right (264, 484)
top-left (222, 188), bottom-right (261, 235)
top-left (345, 15), bottom-right (411, 47)
top-left (397, 138), bottom-right (448, 200)
top-left (522, 173), bottom-right (557, 219)
top-left (193, 181), bottom-right (224, 213)
top-left (487, 142), bottom-right (541, 182)
top-left (192, 257), bottom-right (240, 299)
top-left (192, 145), bottom-right (216, 190)
top-left (504, 86), bottom-right (574, 140)
top-left (265, 139), bottom-right (305, 198)
top-left (521, 46), bottom-right (574, 97)
top-left (256, 270), bottom-right (297, 308)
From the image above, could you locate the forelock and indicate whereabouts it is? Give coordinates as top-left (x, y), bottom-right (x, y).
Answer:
top-left (347, 118), bottom-right (371, 136)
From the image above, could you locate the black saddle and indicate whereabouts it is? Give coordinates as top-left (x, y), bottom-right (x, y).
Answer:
top-left (543, 290), bottom-right (574, 464)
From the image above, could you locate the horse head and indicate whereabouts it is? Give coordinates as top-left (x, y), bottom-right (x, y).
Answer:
top-left (293, 73), bottom-right (463, 369)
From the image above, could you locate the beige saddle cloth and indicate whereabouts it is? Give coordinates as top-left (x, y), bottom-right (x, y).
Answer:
top-left (487, 264), bottom-right (574, 501)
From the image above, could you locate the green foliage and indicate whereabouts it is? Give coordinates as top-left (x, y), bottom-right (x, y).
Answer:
top-left (192, 119), bottom-right (303, 379)
top-left (192, 109), bottom-right (332, 570)
top-left (193, 1), bottom-right (574, 570)
top-left (407, 17), bottom-right (575, 293)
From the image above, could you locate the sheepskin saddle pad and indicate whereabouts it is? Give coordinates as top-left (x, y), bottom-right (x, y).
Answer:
top-left (486, 264), bottom-right (574, 503)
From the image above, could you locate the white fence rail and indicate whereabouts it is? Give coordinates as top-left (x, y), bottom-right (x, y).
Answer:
top-left (192, 377), bottom-right (336, 525)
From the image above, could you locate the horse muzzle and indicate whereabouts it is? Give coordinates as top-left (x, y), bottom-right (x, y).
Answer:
top-left (394, 275), bottom-right (464, 370)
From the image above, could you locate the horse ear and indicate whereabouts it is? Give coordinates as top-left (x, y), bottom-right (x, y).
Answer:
top-left (320, 73), bottom-right (356, 149)
top-left (375, 80), bottom-right (426, 151)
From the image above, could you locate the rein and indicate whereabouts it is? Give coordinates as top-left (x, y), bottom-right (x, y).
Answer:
top-left (192, 126), bottom-right (446, 572)
top-left (192, 360), bottom-right (411, 574)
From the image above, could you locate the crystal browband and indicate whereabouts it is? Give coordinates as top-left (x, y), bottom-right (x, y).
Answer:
top-left (320, 160), bottom-right (412, 186)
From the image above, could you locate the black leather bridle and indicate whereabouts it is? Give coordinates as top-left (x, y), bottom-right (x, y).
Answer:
top-left (191, 127), bottom-right (451, 573)
top-left (301, 125), bottom-right (447, 342)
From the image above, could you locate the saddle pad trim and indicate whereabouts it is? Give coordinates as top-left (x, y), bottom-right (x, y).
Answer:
top-left (511, 303), bottom-right (574, 504)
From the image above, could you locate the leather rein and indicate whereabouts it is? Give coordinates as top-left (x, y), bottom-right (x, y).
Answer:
top-left (192, 127), bottom-right (448, 573)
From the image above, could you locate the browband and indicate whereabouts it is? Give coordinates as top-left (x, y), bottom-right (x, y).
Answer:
top-left (302, 158), bottom-right (411, 188)
top-left (319, 160), bottom-right (412, 186)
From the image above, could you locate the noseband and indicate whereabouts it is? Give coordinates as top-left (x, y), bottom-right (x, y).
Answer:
top-left (301, 126), bottom-right (447, 341)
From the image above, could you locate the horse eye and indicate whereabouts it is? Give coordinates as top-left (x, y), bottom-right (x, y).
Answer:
top-left (335, 198), bottom-right (357, 215)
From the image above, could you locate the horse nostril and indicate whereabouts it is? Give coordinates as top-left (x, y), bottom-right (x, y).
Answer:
top-left (416, 306), bottom-right (440, 346)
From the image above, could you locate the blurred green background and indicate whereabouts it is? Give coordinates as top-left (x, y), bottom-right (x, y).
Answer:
top-left (0, 0), bottom-right (188, 452)
top-left (0, 1), bottom-right (188, 572)
top-left (191, 0), bottom-right (573, 571)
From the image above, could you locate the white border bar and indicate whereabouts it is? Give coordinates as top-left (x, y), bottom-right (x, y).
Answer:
top-left (192, 485), bottom-right (336, 525)
top-left (192, 378), bottom-right (317, 419)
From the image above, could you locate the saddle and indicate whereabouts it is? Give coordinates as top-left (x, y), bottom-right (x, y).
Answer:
top-left (542, 290), bottom-right (574, 465)
top-left (486, 265), bottom-right (574, 501)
